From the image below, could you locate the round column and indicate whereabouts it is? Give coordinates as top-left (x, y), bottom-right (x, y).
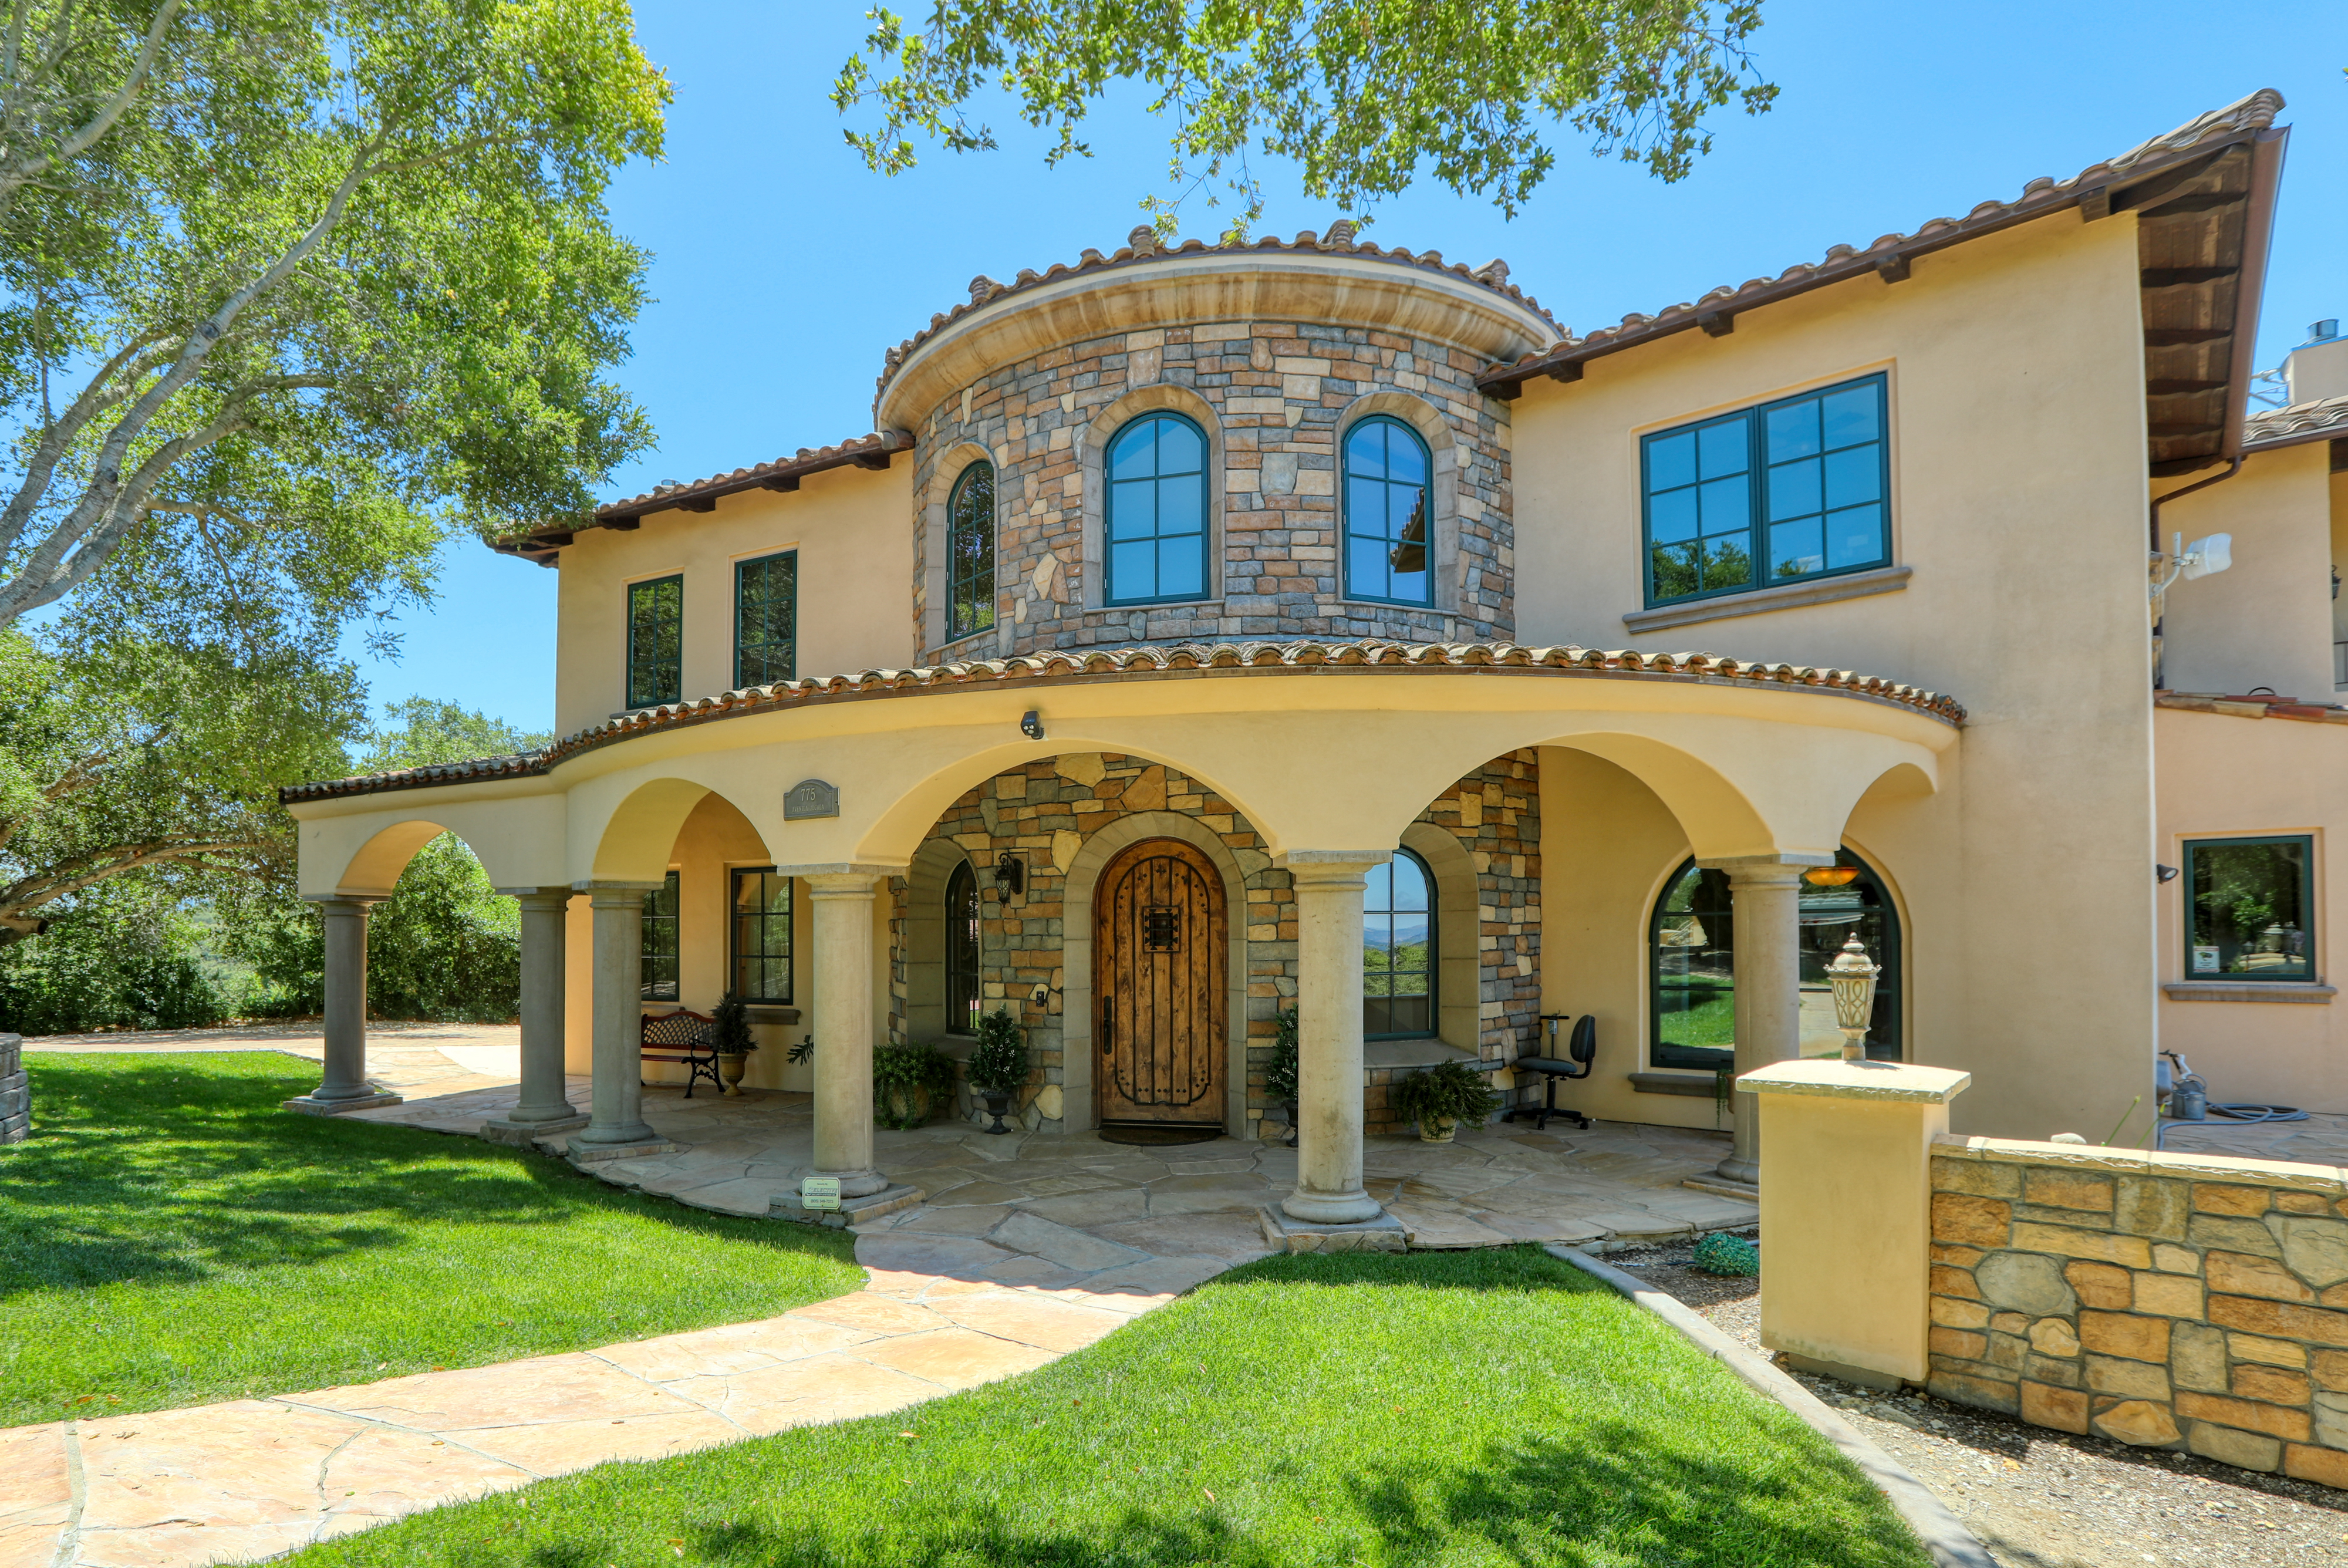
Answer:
top-left (576, 885), bottom-right (658, 1146)
top-left (1717, 860), bottom-right (1808, 1185)
top-left (505, 888), bottom-right (583, 1126)
top-left (1281, 855), bottom-right (1387, 1224)
top-left (807, 871), bottom-right (889, 1198)
top-left (312, 896), bottom-right (381, 1101)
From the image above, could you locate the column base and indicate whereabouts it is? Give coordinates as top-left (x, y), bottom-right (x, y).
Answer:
top-left (480, 1111), bottom-right (589, 1147)
top-left (1715, 1154), bottom-right (1761, 1186)
top-left (1280, 1186), bottom-right (1384, 1225)
top-left (574, 1119), bottom-right (659, 1147)
top-left (772, 1182), bottom-right (925, 1229)
top-left (1260, 1205), bottom-right (1409, 1255)
top-left (283, 1091), bottom-right (403, 1116)
top-left (814, 1168), bottom-right (891, 1199)
top-left (568, 1135), bottom-right (682, 1164)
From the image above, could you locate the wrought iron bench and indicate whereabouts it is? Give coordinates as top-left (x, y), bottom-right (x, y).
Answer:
top-left (641, 1007), bottom-right (721, 1098)
top-left (1504, 1013), bottom-right (1594, 1131)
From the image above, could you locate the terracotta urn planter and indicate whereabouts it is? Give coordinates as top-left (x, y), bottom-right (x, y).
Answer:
top-left (1420, 1115), bottom-right (1458, 1144)
top-left (717, 1051), bottom-right (749, 1097)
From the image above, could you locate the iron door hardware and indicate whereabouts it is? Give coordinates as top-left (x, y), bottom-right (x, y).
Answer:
top-left (1102, 997), bottom-right (1114, 1055)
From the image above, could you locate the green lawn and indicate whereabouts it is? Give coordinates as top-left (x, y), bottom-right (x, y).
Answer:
top-left (0, 1052), bottom-right (861, 1426)
top-left (289, 1247), bottom-right (1930, 1568)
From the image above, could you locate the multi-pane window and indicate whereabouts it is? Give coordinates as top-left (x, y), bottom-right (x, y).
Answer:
top-left (1343, 417), bottom-right (1433, 605)
top-left (1105, 413), bottom-right (1208, 604)
top-left (734, 552), bottom-right (795, 688)
top-left (1651, 851), bottom-right (1901, 1068)
top-left (730, 868), bottom-right (792, 1003)
top-left (640, 870), bottom-right (680, 1002)
top-left (2184, 836), bottom-right (2315, 982)
top-left (1643, 374), bottom-right (1890, 606)
top-left (945, 861), bottom-right (981, 1034)
top-left (1362, 850), bottom-right (1436, 1039)
top-left (946, 462), bottom-right (996, 640)
top-left (626, 575), bottom-right (684, 709)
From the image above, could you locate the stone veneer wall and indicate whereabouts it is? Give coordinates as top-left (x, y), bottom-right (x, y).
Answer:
top-left (886, 750), bottom-right (1540, 1135)
top-left (909, 319), bottom-right (1513, 659)
top-left (1929, 1135), bottom-right (2348, 1487)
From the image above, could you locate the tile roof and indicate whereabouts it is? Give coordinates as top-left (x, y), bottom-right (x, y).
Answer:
top-left (1478, 89), bottom-right (2288, 396)
top-left (2244, 395), bottom-right (2348, 451)
top-left (279, 637), bottom-right (1964, 804)
top-left (2157, 692), bottom-right (2348, 723)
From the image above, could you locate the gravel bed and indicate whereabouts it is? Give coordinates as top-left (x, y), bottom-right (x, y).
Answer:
top-left (1605, 1240), bottom-right (2348, 1567)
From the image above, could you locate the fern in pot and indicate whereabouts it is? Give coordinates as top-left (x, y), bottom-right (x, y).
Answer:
top-left (1265, 1007), bottom-right (1299, 1148)
top-left (711, 990), bottom-right (757, 1097)
top-left (967, 1007), bottom-right (1028, 1135)
top-left (1392, 1059), bottom-right (1502, 1144)
top-left (872, 1041), bottom-right (956, 1129)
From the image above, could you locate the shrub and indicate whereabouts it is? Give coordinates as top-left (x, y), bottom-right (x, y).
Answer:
top-left (1392, 1058), bottom-right (1502, 1131)
top-left (967, 1007), bottom-right (1027, 1096)
top-left (711, 991), bottom-right (755, 1056)
top-left (0, 885), bottom-right (232, 1035)
top-left (873, 1041), bottom-right (956, 1129)
top-left (1264, 1006), bottom-right (1299, 1102)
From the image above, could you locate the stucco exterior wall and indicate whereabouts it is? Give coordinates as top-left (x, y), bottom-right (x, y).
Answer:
top-left (551, 461), bottom-right (915, 736)
top-left (2158, 441), bottom-right (2334, 702)
top-left (1510, 208), bottom-right (2154, 1139)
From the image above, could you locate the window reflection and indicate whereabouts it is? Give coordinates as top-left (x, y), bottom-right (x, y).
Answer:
top-left (1364, 850), bottom-right (1435, 1038)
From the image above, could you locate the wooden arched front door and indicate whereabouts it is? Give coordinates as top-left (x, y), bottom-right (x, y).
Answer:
top-left (1095, 838), bottom-right (1227, 1127)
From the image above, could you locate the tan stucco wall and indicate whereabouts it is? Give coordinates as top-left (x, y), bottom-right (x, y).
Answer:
top-left (1510, 208), bottom-right (2154, 1140)
top-left (550, 461), bottom-right (915, 736)
top-left (2157, 441), bottom-right (2333, 701)
top-left (2155, 705), bottom-right (2348, 1112)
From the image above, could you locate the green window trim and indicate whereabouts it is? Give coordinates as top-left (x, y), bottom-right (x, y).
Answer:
top-left (730, 866), bottom-right (794, 1004)
top-left (641, 870), bottom-right (680, 1003)
top-left (1342, 416), bottom-right (1434, 607)
top-left (2182, 834), bottom-right (2316, 983)
top-left (946, 462), bottom-right (997, 641)
top-left (1641, 373), bottom-right (1891, 609)
top-left (734, 551), bottom-right (796, 689)
top-left (1104, 411), bottom-right (1210, 606)
top-left (626, 575), bottom-right (684, 710)
top-left (1363, 848), bottom-right (1436, 1040)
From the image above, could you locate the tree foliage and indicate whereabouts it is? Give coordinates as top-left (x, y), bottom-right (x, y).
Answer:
top-left (835, 0), bottom-right (1775, 237)
top-left (0, 0), bottom-right (668, 638)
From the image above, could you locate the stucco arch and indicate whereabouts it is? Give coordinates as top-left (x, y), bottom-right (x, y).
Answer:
top-left (296, 793), bottom-right (568, 898)
top-left (1335, 388), bottom-right (1466, 617)
top-left (589, 777), bottom-right (765, 884)
top-left (1078, 381), bottom-right (1226, 611)
top-left (1059, 810), bottom-right (1253, 1135)
top-left (902, 835), bottom-right (980, 1047)
top-left (920, 437), bottom-right (1003, 659)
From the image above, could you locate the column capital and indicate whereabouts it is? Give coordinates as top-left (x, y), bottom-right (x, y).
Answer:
top-left (1696, 854), bottom-right (1830, 885)
top-left (497, 885), bottom-right (577, 905)
top-left (1277, 849), bottom-right (1394, 881)
top-left (777, 862), bottom-right (903, 883)
top-left (303, 892), bottom-right (386, 909)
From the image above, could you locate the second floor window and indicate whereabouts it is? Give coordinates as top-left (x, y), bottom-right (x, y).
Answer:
top-left (735, 552), bottom-right (796, 687)
top-left (1105, 412), bottom-right (1207, 605)
top-left (641, 870), bottom-right (680, 1001)
top-left (947, 462), bottom-right (996, 640)
top-left (1343, 417), bottom-right (1433, 605)
top-left (627, 575), bottom-right (684, 709)
top-left (1643, 373), bottom-right (1890, 606)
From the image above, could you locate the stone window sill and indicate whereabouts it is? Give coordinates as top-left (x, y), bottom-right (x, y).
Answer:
top-left (745, 1006), bottom-right (801, 1025)
top-left (1622, 565), bottom-right (1912, 636)
top-left (1630, 1071), bottom-right (1722, 1097)
top-left (1365, 1037), bottom-right (1484, 1071)
top-left (2162, 981), bottom-right (2336, 1004)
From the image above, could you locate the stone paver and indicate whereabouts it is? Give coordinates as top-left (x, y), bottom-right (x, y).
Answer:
top-left (2155, 1110), bottom-right (2348, 1165)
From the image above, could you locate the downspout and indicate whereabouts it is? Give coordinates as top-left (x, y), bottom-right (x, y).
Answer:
top-left (2148, 456), bottom-right (2241, 691)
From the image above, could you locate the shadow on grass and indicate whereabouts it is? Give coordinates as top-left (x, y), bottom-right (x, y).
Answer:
top-left (0, 1054), bottom-right (836, 1297)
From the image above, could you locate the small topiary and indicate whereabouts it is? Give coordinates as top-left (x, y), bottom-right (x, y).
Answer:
top-left (1264, 1007), bottom-right (1299, 1104)
top-left (967, 1007), bottom-right (1028, 1097)
top-left (1692, 1232), bottom-right (1760, 1277)
top-left (711, 990), bottom-right (755, 1056)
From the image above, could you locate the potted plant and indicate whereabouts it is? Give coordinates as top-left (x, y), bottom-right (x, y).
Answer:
top-left (872, 1041), bottom-right (957, 1129)
top-left (1265, 1007), bottom-right (1299, 1148)
top-left (966, 1007), bottom-right (1028, 1134)
top-left (1392, 1059), bottom-right (1502, 1144)
top-left (711, 990), bottom-right (757, 1097)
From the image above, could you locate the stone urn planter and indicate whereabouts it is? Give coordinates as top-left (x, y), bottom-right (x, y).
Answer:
top-left (1280, 1098), bottom-right (1298, 1149)
top-left (1419, 1115), bottom-right (1458, 1144)
top-left (717, 1051), bottom-right (750, 1097)
top-left (980, 1090), bottom-right (1014, 1135)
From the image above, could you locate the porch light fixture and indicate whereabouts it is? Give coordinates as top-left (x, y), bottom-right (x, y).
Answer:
top-left (1020, 709), bottom-right (1045, 740)
top-left (1804, 865), bottom-right (1860, 888)
top-left (1826, 933), bottom-right (1880, 1063)
top-left (992, 851), bottom-right (1025, 899)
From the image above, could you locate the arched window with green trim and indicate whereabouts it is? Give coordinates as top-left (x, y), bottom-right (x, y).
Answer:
top-left (946, 461), bottom-right (996, 640)
top-left (1104, 412), bottom-right (1208, 604)
top-left (1649, 849), bottom-right (1901, 1068)
top-left (1342, 416), bottom-right (1433, 605)
top-left (1363, 849), bottom-right (1436, 1038)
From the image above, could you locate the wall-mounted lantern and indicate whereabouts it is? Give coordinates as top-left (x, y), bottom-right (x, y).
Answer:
top-left (992, 850), bottom-right (1025, 899)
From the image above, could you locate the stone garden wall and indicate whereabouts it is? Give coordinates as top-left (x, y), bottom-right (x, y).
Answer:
top-left (1, 1032), bottom-right (23, 1142)
top-left (1928, 1134), bottom-right (2348, 1486)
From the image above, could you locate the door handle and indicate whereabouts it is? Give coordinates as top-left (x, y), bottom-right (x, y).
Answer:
top-left (1101, 998), bottom-right (1114, 1056)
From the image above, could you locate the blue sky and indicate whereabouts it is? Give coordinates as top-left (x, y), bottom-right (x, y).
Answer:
top-left (352, 0), bottom-right (2348, 736)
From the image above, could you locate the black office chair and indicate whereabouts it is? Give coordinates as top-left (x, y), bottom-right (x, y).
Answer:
top-left (1504, 1013), bottom-right (1594, 1131)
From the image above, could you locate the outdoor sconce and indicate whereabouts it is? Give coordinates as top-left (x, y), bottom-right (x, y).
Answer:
top-left (1020, 709), bottom-right (1045, 740)
top-left (2157, 864), bottom-right (2181, 884)
top-left (1826, 933), bottom-right (1880, 1063)
top-left (1804, 864), bottom-right (1860, 888)
top-left (992, 850), bottom-right (1025, 899)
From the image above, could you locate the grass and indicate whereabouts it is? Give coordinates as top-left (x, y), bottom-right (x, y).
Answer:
top-left (289, 1247), bottom-right (1931, 1568)
top-left (0, 1052), bottom-right (862, 1426)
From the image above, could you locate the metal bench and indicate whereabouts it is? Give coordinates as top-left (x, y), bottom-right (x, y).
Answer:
top-left (1504, 1013), bottom-right (1594, 1131)
top-left (641, 1007), bottom-right (721, 1098)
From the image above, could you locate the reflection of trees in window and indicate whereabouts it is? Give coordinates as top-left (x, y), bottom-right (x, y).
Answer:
top-left (641, 870), bottom-right (680, 1001)
top-left (1362, 849), bottom-right (1435, 1038)
top-left (627, 575), bottom-right (683, 709)
top-left (946, 860), bottom-right (981, 1033)
top-left (947, 462), bottom-right (996, 639)
top-left (731, 869), bottom-right (792, 1002)
top-left (734, 552), bottom-right (796, 687)
top-left (2185, 837), bottom-right (2312, 980)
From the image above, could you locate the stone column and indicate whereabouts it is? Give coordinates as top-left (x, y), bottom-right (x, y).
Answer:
top-left (284, 896), bottom-right (400, 1114)
top-left (807, 870), bottom-right (890, 1197)
top-left (1713, 859), bottom-right (1809, 1185)
top-left (1281, 854), bottom-right (1388, 1225)
top-left (575, 884), bottom-right (659, 1148)
top-left (483, 888), bottom-right (587, 1141)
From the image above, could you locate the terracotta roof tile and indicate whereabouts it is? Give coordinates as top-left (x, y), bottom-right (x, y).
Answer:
top-left (2244, 394), bottom-right (2348, 451)
top-left (280, 637), bottom-right (1963, 804)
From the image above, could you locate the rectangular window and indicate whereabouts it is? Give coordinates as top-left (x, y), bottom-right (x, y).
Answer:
top-left (735, 552), bottom-right (796, 687)
top-left (731, 868), bottom-right (793, 1003)
top-left (641, 870), bottom-right (680, 1002)
top-left (626, 575), bottom-right (684, 709)
top-left (2184, 835), bottom-right (2315, 982)
top-left (1642, 374), bottom-right (1890, 607)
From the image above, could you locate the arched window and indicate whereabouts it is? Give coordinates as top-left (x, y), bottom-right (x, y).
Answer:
top-left (1104, 412), bottom-right (1208, 605)
top-left (945, 860), bottom-right (981, 1035)
top-left (1649, 849), bottom-right (1901, 1069)
top-left (1363, 849), bottom-right (1436, 1038)
top-left (1342, 416), bottom-right (1433, 605)
top-left (946, 461), bottom-right (996, 640)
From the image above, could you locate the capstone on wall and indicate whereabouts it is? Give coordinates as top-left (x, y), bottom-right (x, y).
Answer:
top-left (909, 319), bottom-right (1514, 660)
